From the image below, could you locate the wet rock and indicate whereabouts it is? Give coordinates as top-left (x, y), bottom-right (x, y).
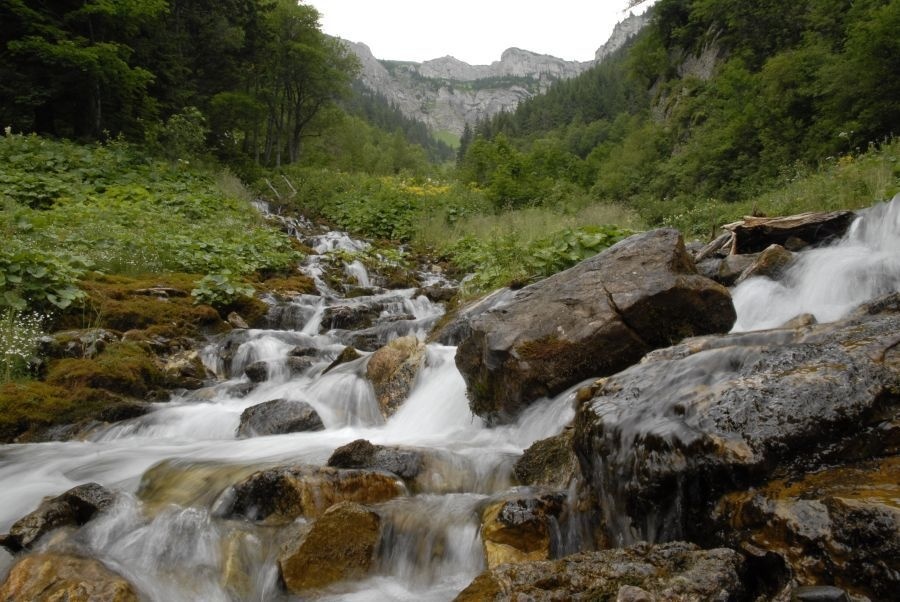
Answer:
top-left (322, 346), bottom-right (361, 374)
top-left (514, 430), bottom-right (578, 488)
top-left (723, 210), bottom-right (855, 254)
top-left (139, 460), bottom-right (262, 511)
top-left (227, 311), bottom-right (249, 329)
top-left (366, 336), bottom-right (426, 418)
top-left (779, 313), bottom-right (817, 328)
top-left (322, 304), bottom-right (381, 332)
top-left (480, 492), bottom-right (566, 568)
top-left (288, 346), bottom-right (319, 358)
top-left (225, 381), bottom-right (256, 398)
top-left (457, 229), bottom-right (735, 425)
top-left (221, 529), bottom-right (264, 600)
top-left (736, 244), bottom-right (795, 283)
top-left (243, 360), bottom-right (269, 383)
top-left (717, 253), bottom-right (758, 286)
top-left (0, 483), bottom-right (116, 552)
top-left (792, 586), bottom-right (851, 601)
top-left (218, 465), bottom-right (405, 524)
top-left (237, 399), bottom-right (324, 438)
top-left (455, 541), bottom-right (746, 601)
top-left (430, 288), bottom-right (516, 346)
top-left (418, 286), bottom-right (456, 303)
top-left (716, 457), bottom-right (900, 601)
top-left (279, 502), bottom-right (380, 593)
top-left (0, 553), bottom-right (138, 601)
top-left (574, 302), bottom-right (900, 545)
top-left (39, 328), bottom-right (119, 360)
top-left (327, 439), bottom-right (424, 480)
top-left (285, 355), bottom-right (314, 375)
top-left (162, 349), bottom-right (208, 389)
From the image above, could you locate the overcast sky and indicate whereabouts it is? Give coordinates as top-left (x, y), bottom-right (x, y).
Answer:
top-left (305, 1), bottom-right (655, 65)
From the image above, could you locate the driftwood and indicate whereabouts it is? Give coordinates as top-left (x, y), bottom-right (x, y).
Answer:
top-left (722, 210), bottom-right (855, 254)
top-left (693, 232), bottom-right (733, 263)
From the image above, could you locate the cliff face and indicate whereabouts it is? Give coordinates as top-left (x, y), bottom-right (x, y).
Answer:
top-left (344, 12), bottom-right (650, 139)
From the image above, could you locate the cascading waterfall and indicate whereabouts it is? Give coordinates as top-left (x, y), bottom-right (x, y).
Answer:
top-left (732, 194), bottom-right (900, 331)
top-left (0, 220), bottom-right (578, 602)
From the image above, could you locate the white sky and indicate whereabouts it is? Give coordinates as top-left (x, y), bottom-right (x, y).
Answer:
top-left (304, 1), bottom-right (656, 65)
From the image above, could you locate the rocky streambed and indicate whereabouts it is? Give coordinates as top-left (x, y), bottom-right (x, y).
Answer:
top-left (1, 198), bottom-right (898, 601)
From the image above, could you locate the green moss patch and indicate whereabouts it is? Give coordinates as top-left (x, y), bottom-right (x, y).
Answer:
top-left (46, 342), bottom-right (164, 398)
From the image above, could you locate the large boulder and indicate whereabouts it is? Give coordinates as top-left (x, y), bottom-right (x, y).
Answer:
top-left (279, 502), bottom-right (381, 594)
top-left (236, 399), bottom-right (324, 438)
top-left (0, 553), bottom-right (139, 601)
top-left (456, 229), bottom-right (735, 424)
top-left (574, 295), bottom-right (900, 546)
top-left (0, 483), bottom-right (116, 552)
top-left (217, 465), bottom-right (405, 524)
top-left (716, 456), bottom-right (899, 601)
top-left (366, 336), bottom-right (426, 418)
top-left (455, 541), bottom-right (746, 601)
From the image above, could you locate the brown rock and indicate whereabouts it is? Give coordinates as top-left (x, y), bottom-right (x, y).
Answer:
top-left (219, 465), bottom-right (405, 524)
top-left (227, 311), bottom-right (249, 329)
top-left (322, 346), bottom-right (361, 374)
top-left (366, 336), bottom-right (426, 418)
top-left (455, 541), bottom-right (745, 601)
top-left (456, 229), bottom-right (735, 425)
top-left (735, 244), bottom-right (795, 284)
top-left (279, 502), bottom-right (380, 593)
top-left (480, 493), bottom-right (565, 568)
top-left (514, 431), bottom-right (578, 489)
top-left (0, 553), bottom-right (138, 601)
top-left (716, 456), bottom-right (900, 601)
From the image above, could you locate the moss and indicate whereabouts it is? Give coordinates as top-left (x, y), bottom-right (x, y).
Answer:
top-left (0, 380), bottom-right (128, 442)
top-left (255, 273), bottom-right (316, 296)
top-left (46, 341), bottom-right (164, 397)
top-left (515, 335), bottom-right (571, 362)
top-left (58, 273), bottom-right (223, 334)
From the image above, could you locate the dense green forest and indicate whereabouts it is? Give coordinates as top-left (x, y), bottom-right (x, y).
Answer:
top-left (458, 0), bottom-right (900, 229)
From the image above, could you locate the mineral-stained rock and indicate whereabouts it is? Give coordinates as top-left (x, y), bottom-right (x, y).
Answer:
top-left (723, 210), bottom-right (855, 253)
top-left (236, 399), bottom-right (324, 438)
top-left (716, 456), bottom-right (900, 601)
top-left (574, 297), bottom-right (900, 545)
top-left (217, 465), bottom-right (405, 524)
top-left (279, 502), bottom-right (380, 593)
top-left (366, 336), bottom-right (426, 418)
top-left (514, 430), bottom-right (579, 489)
top-left (456, 229), bottom-right (735, 424)
top-left (454, 541), bottom-right (746, 601)
top-left (479, 492), bottom-right (566, 568)
top-left (327, 439), bottom-right (424, 480)
top-left (0, 483), bottom-right (116, 552)
top-left (0, 553), bottom-right (138, 601)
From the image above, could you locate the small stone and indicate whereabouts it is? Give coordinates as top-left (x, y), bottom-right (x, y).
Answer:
top-left (244, 360), bottom-right (269, 383)
top-left (227, 312), bottom-right (250, 329)
top-left (792, 586), bottom-right (851, 602)
top-left (323, 346), bottom-right (361, 374)
top-left (617, 585), bottom-right (656, 602)
top-left (237, 399), bottom-right (324, 438)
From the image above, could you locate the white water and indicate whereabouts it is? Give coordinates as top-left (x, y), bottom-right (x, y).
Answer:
top-left (0, 224), bottom-right (577, 601)
top-left (732, 194), bottom-right (900, 331)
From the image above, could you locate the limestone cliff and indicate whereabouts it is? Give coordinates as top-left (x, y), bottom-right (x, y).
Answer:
top-left (343, 12), bottom-right (650, 139)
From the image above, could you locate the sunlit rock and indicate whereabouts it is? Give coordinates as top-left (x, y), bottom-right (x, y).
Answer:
top-left (366, 335), bottom-right (426, 418)
top-left (479, 492), bottom-right (565, 568)
top-left (0, 553), bottom-right (138, 601)
top-left (456, 229), bottom-right (735, 424)
top-left (279, 502), bottom-right (380, 593)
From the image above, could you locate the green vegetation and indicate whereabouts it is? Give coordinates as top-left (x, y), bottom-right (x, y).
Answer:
top-left (0, 309), bottom-right (44, 383)
top-left (459, 0), bottom-right (900, 235)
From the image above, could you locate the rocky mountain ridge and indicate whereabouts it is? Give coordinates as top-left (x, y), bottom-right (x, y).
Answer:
top-left (344, 11), bottom-right (650, 138)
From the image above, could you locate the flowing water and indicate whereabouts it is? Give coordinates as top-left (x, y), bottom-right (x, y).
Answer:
top-left (2, 197), bottom-right (897, 599)
top-left (0, 217), bottom-right (576, 601)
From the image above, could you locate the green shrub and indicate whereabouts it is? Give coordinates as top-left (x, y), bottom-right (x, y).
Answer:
top-left (192, 272), bottom-right (256, 309)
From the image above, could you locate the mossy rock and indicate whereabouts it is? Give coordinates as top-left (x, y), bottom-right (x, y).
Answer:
top-left (0, 381), bottom-right (141, 443)
top-left (59, 273), bottom-right (223, 334)
top-left (46, 341), bottom-right (164, 398)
